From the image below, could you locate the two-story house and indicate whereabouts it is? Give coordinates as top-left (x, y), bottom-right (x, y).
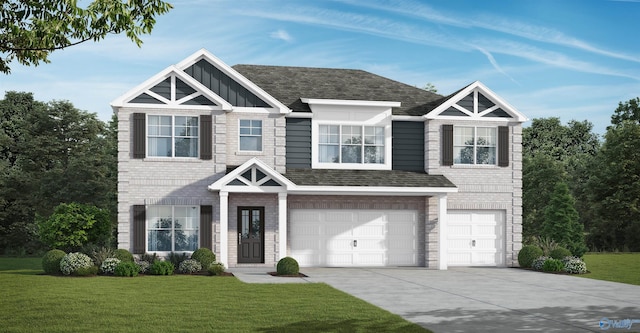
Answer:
top-left (111, 49), bottom-right (526, 269)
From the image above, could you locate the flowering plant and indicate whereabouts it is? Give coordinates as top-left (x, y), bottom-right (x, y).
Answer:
top-left (60, 252), bottom-right (93, 275)
top-left (562, 256), bottom-right (587, 274)
top-left (100, 258), bottom-right (121, 274)
top-left (531, 256), bottom-right (548, 271)
top-left (178, 259), bottom-right (202, 274)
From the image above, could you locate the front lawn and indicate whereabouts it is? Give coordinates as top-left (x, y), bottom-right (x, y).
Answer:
top-left (580, 253), bottom-right (640, 286)
top-left (0, 257), bottom-right (429, 332)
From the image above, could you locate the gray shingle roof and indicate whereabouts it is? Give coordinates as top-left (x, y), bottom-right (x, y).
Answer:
top-left (232, 64), bottom-right (445, 116)
top-left (283, 169), bottom-right (456, 188)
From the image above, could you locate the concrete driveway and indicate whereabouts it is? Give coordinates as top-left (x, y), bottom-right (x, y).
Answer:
top-left (298, 267), bottom-right (640, 333)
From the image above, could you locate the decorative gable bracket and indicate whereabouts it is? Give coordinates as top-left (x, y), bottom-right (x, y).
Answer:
top-left (426, 81), bottom-right (527, 122)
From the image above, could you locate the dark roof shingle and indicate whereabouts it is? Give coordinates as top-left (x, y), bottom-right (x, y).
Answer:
top-left (284, 169), bottom-right (456, 188)
top-left (232, 64), bottom-right (445, 116)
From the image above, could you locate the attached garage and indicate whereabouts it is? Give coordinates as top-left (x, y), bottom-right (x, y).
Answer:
top-left (289, 209), bottom-right (419, 267)
top-left (447, 210), bottom-right (505, 266)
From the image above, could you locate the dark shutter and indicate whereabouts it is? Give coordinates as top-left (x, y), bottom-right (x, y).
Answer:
top-left (133, 205), bottom-right (146, 254)
top-left (133, 113), bottom-right (146, 159)
top-left (200, 115), bottom-right (212, 160)
top-left (498, 126), bottom-right (509, 167)
top-left (442, 124), bottom-right (454, 166)
top-left (200, 205), bottom-right (213, 250)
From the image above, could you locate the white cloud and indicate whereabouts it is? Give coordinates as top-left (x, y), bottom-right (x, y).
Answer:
top-left (270, 29), bottom-right (293, 42)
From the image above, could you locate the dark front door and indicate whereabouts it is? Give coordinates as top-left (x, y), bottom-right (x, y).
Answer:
top-left (237, 207), bottom-right (264, 263)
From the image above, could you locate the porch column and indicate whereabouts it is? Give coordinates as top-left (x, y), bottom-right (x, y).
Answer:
top-left (278, 192), bottom-right (288, 260)
top-left (438, 194), bottom-right (448, 270)
top-left (219, 191), bottom-right (229, 266)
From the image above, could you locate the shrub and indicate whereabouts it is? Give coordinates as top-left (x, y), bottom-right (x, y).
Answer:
top-left (276, 257), bottom-right (299, 275)
top-left (140, 253), bottom-right (158, 263)
top-left (168, 252), bottom-right (188, 268)
top-left (191, 248), bottom-right (216, 270)
top-left (530, 236), bottom-right (559, 256)
top-left (90, 246), bottom-right (115, 268)
top-left (178, 259), bottom-right (202, 274)
top-left (74, 265), bottom-right (99, 276)
top-left (149, 261), bottom-right (174, 275)
top-left (59, 252), bottom-right (93, 275)
top-left (549, 247), bottom-right (572, 260)
top-left (518, 245), bottom-right (543, 268)
top-left (42, 249), bottom-right (66, 275)
top-left (114, 249), bottom-right (134, 262)
top-left (135, 259), bottom-right (150, 273)
top-left (562, 256), bottom-right (587, 274)
top-left (208, 262), bottom-right (226, 276)
top-left (100, 258), bottom-right (121, 275)
top-left (37, 203), bottom-right (111, 252)
top-left (114, 261), bottom-right (139, 277)
top-left (532, 256), bottom-right (549, 271)
top-left (542, 258), bottom-right (564, 272)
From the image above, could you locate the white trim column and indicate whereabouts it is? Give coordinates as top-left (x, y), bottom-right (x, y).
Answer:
top-left (278, 192), bottom-right (288, 260)
top-left (438, 194), bottom-right (448, 270)
top-left (219, 191), bottom-right (229, 266)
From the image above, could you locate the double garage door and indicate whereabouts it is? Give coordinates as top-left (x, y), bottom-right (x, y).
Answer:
top-left (289, 209), bottom-right (418, 267)
top-left (447, 210), bottom-right (505, 266)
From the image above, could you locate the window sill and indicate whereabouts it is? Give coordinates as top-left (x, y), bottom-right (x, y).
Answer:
top-left (450, 164), bottom-right (499, 169)
top-left (142, 157), bottom-right (202, 163)
top-left (236, 151), bottom-right (264, 156)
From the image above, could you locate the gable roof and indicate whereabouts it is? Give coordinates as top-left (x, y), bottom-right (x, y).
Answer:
top-left (232, 65), bottom-right (444, 116)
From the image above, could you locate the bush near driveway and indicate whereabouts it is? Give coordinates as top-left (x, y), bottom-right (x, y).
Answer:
top-left (518, 245), bottom-right (543, 268)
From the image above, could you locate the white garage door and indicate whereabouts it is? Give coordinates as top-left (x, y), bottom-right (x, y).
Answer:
top-left (447, 210), bottom-right (505, 266)
top-left (289, 209), bottom-right (418, 267)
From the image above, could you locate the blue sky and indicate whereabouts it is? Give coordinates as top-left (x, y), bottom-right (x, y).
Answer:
top-left (2, 0), bottom-right (639, 135)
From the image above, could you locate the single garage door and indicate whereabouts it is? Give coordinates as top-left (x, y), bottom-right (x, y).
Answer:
top-left (289, 209), bottom-right (418, 267)
top-left (447, 210), bottom-right (505, 266)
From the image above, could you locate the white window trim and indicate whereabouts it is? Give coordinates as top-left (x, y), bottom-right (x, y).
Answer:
top-left (146, 114), bottom-right (200, 159)
top-left (312, 121), bottom-right (392, 170)
top-left (146, 205), bottom-right (200, 254)
top-left (453, 126), bottom-right (497, 166)
top-left (238, 119), bottom-right (263, 152)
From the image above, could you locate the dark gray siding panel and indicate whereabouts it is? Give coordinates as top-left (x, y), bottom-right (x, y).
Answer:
top-left (458, 93), bottom-right (474, 111)
top-left (478, 93), bottom-right (495, 112)
top-left (185, 59), bottom-right (270, 108)
top-left (392, 121), bottom-right (425, 172)
top-left (130, 93), bottom-right (163, 104)
top-left (150, 77), bottom-right (171, 99)
top-left (286, 118), bottom-right (312, 169)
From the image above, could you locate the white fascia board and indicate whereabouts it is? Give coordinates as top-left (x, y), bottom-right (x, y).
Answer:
top-left (392, 115), bottom-right (425, 122)
top-left (301, 98), bottom-right (401, 108)
top-left (111, 65), bottom-right (175, 107)
top-left (425, 81), bottom-right (528, 122)
top-left (289, 186), bottom-right (458, 196)
top-left (177, 49), bottom-right (291, 114)
top-left (208, 157), bottom-right (296, 191)
top-left (285, 112), bottom-right (314, 118)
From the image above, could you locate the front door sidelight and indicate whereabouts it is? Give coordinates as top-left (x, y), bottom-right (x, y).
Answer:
top-left (237, 207), bottom-right (264, 263)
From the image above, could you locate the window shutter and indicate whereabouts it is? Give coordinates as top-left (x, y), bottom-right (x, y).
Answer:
top-left (200, 205), bottom-right (213, 250)
top-left (498, 126), bottom-right (509, 167)
top-left (442, 124), bottom-right (453, 166)
top-left (133, 113), bottom-right (146, 159)
top-left (200, 115), bottom-right (212, 160)
top-left (133, 205), bottom-right (146, 254)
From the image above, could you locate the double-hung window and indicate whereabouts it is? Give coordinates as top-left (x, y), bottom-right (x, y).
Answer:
top-left (239, 119), bottom-right (262, 151)
top-left (453, 126), bottom-right (496, 165)
top-left (319, 125), bottom-right (385, 164)
top-left (147, 115), bottom-right (199, 157)
top-left (147, 206), bottom-right (199, 252)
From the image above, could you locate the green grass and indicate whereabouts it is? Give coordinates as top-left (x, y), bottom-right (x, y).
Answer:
top-left (580, 253), bottom-right (640, 286)
top-left (0, 258), bottom-right (429, 333)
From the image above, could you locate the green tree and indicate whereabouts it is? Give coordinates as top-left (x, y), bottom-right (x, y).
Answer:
top-left (542, 182), bottom-right (587, 257)
top-left (0, 0), bottom-right (172, 74)
top-left (586, 119), bottom-right (640, 251)
top-left (610, 97), bottom-right (640, 126)
top-left (38, 202), bottom-right (111, 252)
top-left (423, 83), bottom-right (438, 93)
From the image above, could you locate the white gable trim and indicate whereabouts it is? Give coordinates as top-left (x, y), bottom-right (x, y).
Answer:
top-left (425, 81), bottom-right (528, 122)
top-left (208, 158), bottom-right (296, 193)
top-left (110, 65), bottom-right (232, 110)
top-left (301, 98), bottom-right (401, 108)
top-left (176, 49), bottom-right (291, 114)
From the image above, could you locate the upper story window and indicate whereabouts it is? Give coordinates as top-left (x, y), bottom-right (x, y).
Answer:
top-left (319, 125), bottom-right (385, 164)
top-left (147, 115), bottom-right (199, 157)
top-left (239, 119), bottom-right (262, 151)
top-left (454, 126), bottom-right (496, 165)
top-left (147, 206), bottom-right (199, 252)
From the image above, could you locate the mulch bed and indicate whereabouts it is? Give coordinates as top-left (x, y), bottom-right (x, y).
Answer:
top-left (268, 272), bottom-right (308, 277)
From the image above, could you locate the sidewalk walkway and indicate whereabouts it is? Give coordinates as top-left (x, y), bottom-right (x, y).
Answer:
top-left (228, 267), bottom-right (311, 284)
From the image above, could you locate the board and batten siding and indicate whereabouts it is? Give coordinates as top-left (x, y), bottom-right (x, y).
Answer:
top-left (184, 59), bottom-right (270, 108)
top-left (392, 121), bottom-right (425, 172)
top-left (285, 118), bottom-right (312, 169)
